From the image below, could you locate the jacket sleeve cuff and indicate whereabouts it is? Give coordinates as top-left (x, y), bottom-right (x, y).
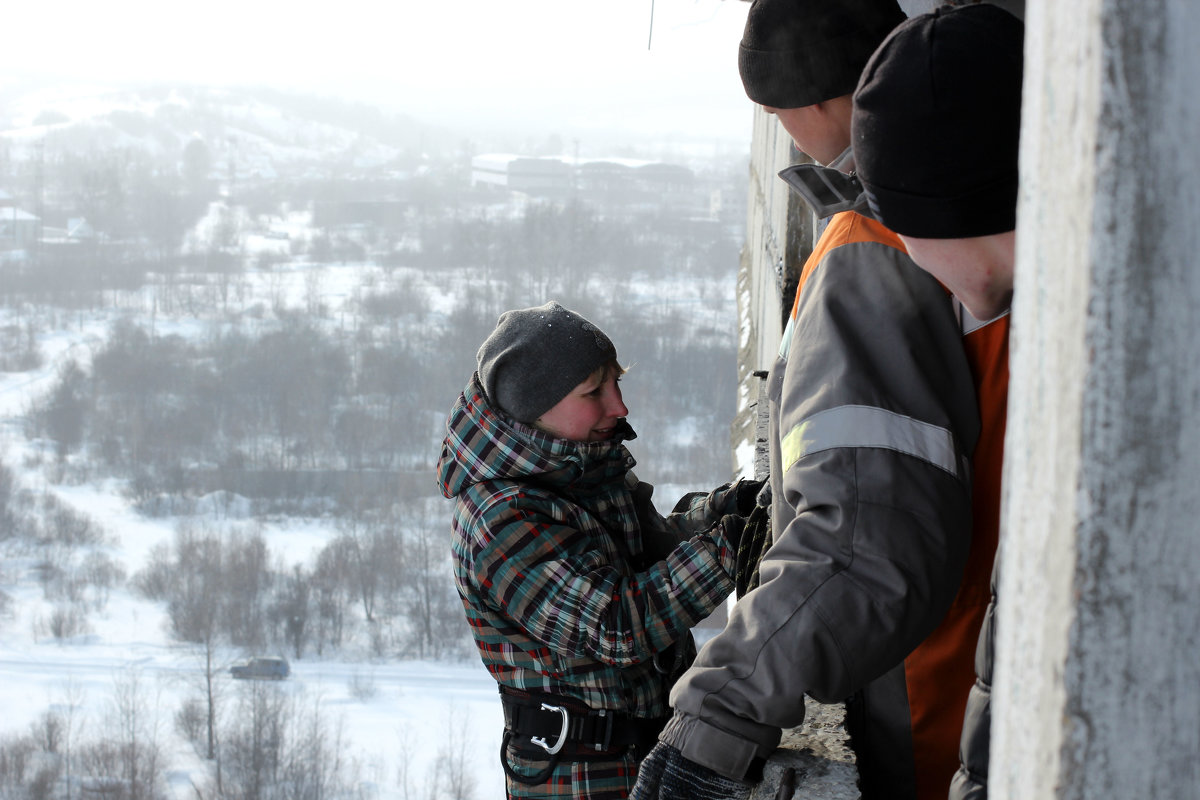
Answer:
top-left (658, 711), bottom-right (772, 782)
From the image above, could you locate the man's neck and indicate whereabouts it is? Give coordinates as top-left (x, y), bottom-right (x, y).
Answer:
top-left (827, 146), bottom-right (856, 174)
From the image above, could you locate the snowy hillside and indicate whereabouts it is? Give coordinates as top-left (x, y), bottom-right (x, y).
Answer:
top-left (0, 84), bottom-right (439, 178)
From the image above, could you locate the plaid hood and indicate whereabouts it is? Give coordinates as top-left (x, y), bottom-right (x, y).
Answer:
top-left (437, 373), bottom-right (638, 503)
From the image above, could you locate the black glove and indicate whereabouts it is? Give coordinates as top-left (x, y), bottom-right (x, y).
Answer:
top-left (653, 630), bottom-right (697, 681)
top-left (631, 741), bottom-right (752, 800)
top-left (734, 477), bottom-right (768, 516)
top-left (735, 483), bottom-right (772, 598)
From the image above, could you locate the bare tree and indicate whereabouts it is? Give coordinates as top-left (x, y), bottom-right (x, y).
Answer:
top-left (432, 703), bottom-right (476, 800)
top-left (400, 499), bottom-right (464, 659)
top-left (220, 685), bottom-right (358, 800)
top-left (281, 696), bottom-right (356, 800)
top-left (57, 678), bottom-right (86, 800)
top-left (29, 711), bottom-right (62, 758)
top-left (309, 549), bottom-right (347, 655)
top-left (220, 527), bottom-right (271, 650)
top-left (274, 563), bottom-right (311, 659)
top-left (0, 732), bottom-right (38, 800)
top-left (393, 725), bottom-right (416, 800)
top-left (165, 523), bottom-right (223, 646)
top-left (0, 462), bottom-right (18, 542)
top-left (178, 637), bottom-right (230, 765)
top-left (221, 680), bottom-right (286, 800)
top-left (331, 521), bottom-right (377, 625)
top-left (82, 667), bottom-right (164, 800)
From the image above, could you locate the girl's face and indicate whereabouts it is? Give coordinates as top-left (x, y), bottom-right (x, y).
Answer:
top-left (535, 361), bottom-right (628, 442)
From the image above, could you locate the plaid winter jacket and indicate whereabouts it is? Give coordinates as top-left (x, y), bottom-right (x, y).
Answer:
top-left (437, 376), bottom-right (743, 797)
top-left (438, 374), bottom-right (742, 711)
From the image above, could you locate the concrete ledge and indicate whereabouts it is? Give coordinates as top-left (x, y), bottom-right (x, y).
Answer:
top-left (749, 698), bottom-right (859, 800)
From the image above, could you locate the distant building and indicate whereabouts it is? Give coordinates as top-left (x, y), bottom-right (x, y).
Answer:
top-left (575, 158), bottom-right (694, 199)
top-left (471, 155), bottom-right (572, 196)
top-left (469, 153), bottom-right (696, 206)
top-left (39, 216), bottom-right (97, 247)
top-left (0, 206), bottom-right (40, 251)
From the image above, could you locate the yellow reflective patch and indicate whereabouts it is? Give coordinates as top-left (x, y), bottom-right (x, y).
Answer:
top-left (780, 420), bottom-right (814, 475)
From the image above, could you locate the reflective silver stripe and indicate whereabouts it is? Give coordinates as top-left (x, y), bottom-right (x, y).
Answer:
top-left (780, 404), bottom-right (966, 480)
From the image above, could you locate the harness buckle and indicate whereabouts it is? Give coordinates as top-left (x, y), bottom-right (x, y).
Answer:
top-left (529, 703), bottom-right (569, 755)
top-left (592, 709), bottom-right (614, 751)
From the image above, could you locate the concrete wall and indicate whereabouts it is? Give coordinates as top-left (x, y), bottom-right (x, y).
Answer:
top-left (994, 0), bottom-right (1200, 796)
top-left (732, 106), bottom-right (813, 479)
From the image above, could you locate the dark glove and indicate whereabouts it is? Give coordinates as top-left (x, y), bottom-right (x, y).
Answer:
top-left (653, 630), bottom-right (697, 681)
top-left (631, 741), bottom-right (752, 800)
top-left (735, 483), bottom-right (772, 598)
top-left (734, 477), bottom-right (768, 516)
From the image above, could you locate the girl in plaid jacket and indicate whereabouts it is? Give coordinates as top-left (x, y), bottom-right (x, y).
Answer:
top-left (437, 302), bottom-right (754, 799)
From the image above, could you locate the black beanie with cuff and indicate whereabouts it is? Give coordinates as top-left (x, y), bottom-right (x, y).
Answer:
top-left (852, 3), bottom-right (1025, 239)
top-left (738, 0), bottom-right (906, 110)
top-left (476, 301), bottom-right (617, 424)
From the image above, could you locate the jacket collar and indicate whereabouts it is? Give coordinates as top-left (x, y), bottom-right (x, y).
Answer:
top-left (777, 146), bottom-right (874, 219)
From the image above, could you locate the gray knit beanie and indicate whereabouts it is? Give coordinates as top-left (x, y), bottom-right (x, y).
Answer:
top-left (739, 0), bottom-right (907, 109)
top-left (476, 301), bottom-right (617, 423)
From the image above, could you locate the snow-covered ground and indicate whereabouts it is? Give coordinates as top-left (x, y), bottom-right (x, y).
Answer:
top-left (0, 490), bottom-right (507, 799)
top-left (0, 633), bottom-right (505, 799)
top-left (0, 272), bottom-right (509, 797)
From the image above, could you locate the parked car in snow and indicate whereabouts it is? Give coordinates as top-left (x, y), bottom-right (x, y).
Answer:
top-left (230, 657), bottom-right (290, 680)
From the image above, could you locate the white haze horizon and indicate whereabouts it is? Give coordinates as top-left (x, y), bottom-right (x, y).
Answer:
top-left (1, 0), bottom-right (756, 145)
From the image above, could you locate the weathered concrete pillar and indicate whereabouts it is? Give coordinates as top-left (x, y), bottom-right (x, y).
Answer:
top-left (995, 1), bottom-right (1200, 796)
top-left (732, 105), bottom-right (814, 478)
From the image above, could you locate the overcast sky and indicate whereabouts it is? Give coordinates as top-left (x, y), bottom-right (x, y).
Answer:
top-left (3, 0), bottom-right (755, 144)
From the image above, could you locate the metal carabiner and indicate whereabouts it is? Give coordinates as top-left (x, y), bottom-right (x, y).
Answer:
top-left (530, 703), bottom-right (569, 755)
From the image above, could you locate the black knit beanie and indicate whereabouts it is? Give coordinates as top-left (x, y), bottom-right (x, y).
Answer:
top-left (852, 4), bottom-right (1025, 238)
top-left (739, 0), bottom-right (906, 109)
top-left (476, 301), bottom-right (617, 424)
